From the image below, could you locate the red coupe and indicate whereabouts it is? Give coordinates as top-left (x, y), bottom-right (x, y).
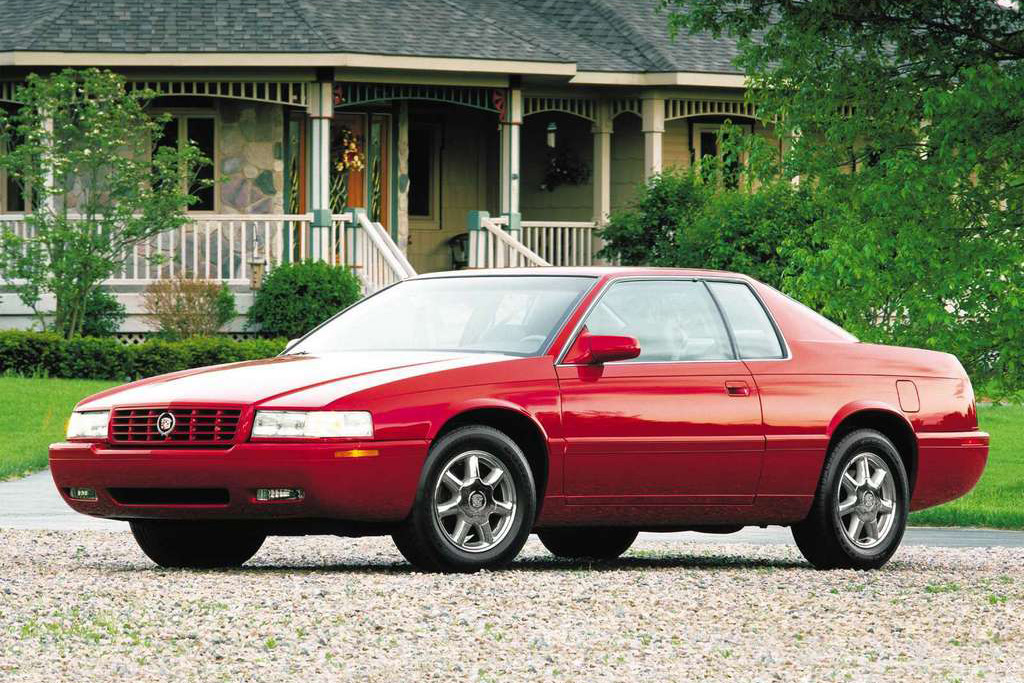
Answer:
top-left (51, 268), bottom-right (988, 572)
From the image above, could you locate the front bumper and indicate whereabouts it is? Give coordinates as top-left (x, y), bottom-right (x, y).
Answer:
top-left (49, 439), bottom-right (429, 522)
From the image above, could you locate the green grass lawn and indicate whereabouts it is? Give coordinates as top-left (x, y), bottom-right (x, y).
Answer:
top-left (909, 404), bottom-right (1024, 529)
top-left (0, 377), bottom-right (1022, 529)
top-left (0, 376), bottom-right (116, 480)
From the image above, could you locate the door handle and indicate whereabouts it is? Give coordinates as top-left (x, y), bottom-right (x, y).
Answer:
top-left (725, 381), bottom-right (751, 397)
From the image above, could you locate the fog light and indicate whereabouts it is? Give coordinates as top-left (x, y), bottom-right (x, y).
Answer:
top-left (68, 487), bottom-right (97, 501)
top-left (255, 488), bottom-right (304, 502)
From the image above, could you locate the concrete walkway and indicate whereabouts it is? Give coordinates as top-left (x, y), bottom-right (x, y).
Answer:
top-left (3, 469), bottom-right (1024, 547)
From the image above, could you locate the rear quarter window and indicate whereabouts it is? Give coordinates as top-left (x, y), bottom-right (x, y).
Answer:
top-left (707, 281), bottom-right (786, 359)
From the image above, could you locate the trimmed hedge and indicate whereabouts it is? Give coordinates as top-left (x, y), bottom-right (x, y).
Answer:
top-left (0, 330), bottom-right (287, 381)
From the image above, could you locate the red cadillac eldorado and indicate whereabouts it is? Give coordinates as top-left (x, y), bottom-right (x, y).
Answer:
top-left (50, 268), bottom-right (988, 572)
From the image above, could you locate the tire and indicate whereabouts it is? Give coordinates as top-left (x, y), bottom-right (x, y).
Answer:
top-left (130, 520), bottom-right (265, 569)
top-left (792, 428), bottom-right (909, 570)
top-left (392, 425), bottom-right (536, 572)
top-left (538, 528), bottom-right (638, 560)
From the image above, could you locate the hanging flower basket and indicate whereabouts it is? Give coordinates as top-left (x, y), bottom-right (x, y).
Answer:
top-left (539, 146), bottom-right (590, 192)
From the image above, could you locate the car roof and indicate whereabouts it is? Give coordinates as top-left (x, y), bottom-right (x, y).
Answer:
top-left (410, 267), bottom-right (754, 281)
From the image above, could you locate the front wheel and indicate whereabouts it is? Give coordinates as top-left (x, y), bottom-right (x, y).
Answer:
top-left (538, 528), bottom-right (638, 560)
top-left (392, 425), bottom-right (536, 572)
top-left (792, 429), bottom-right (908, 570)
top-left (130, 521), bottom-right (265, 569)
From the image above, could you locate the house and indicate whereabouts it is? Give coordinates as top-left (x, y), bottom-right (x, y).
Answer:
top-left (0, 0), bottom-right (776, 335)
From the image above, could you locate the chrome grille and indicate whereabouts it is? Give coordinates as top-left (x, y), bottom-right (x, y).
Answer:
top-left (109, 407), bottom-right (242, 444)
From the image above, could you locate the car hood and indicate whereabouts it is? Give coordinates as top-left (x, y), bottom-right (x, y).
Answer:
top-left (78, 351), bottom-right (515, 410)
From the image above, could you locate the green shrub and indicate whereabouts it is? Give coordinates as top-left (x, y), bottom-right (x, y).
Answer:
top-left (0, 330), bottom-right (61, 376)
top-left (0, 330), bottom-right (288, 380)
top-left (676, 182), bottom-right (822, 289)
top-left (80, 289), bottom-right (126, 337)
top-left (598, 169), bottom-right (709, 266)
top-left (598, 170), bottom-right (820, 289)
top-left (125, 339), bottom-right (192, 379)
top-left (248, 262), bottom-right (362, 339)
top-left (56, 336), bottom-right (127, 379)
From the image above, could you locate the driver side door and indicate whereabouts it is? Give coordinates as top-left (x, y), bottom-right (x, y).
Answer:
top-left (557, 279), bottom-right (765, 506)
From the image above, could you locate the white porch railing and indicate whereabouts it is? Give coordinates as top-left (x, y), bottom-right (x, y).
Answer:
top-left (468, 212), bottom-right (550, 269)
top-left (0, 210), bottom-right (416, 292)
top-left (520, 220), bottom-right (598, 267)
top-left (345, 210), bottom-right (416, 293)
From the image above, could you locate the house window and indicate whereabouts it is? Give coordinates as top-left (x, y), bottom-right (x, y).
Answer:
top-left (408, 123), bottom-right (441, 225)
top-left (693, 122), bottom-right (751, 190)
top-left (0, 138), bottom-right (27, 213)
top-left (156, 114), bottom-right (217, 212)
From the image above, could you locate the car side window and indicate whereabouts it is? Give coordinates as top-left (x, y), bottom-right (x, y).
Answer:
top-left (707, 281), bottom-right (785, 359)
top-left (582, 280), bottom-right (735, 362)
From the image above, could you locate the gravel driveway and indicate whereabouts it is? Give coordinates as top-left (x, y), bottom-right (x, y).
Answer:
top-left (2, 530), bottom-right (1022, 682)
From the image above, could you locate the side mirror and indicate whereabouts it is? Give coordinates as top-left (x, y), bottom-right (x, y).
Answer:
top-left (283, 338), bottom-right (300, 354)
top-left (563, 329), bottom-right (641, 365)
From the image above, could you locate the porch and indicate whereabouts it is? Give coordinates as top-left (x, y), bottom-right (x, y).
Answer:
top-left (0, 74), bottom-right (774, 332)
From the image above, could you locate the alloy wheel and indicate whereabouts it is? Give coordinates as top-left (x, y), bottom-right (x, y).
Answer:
top-left (835, 452), bottom-right (898, 549)
top-left (432, 450), bottom-right (517, 553)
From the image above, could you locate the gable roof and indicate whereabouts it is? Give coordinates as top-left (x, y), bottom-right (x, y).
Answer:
top-left (0, 0), bottom-right (744, 75)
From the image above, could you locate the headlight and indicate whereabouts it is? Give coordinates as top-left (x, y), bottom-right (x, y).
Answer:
top-left (66, 411), bottom-right (110, 439)
top-left (251, 411), bottom-right (373, 439)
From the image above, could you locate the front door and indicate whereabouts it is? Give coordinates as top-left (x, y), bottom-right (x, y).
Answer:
top-left (557, 279), bottom-right (765, 505)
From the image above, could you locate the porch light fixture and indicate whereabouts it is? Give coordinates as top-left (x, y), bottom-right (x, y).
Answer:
top-left (251, 411), bottom-right (373, 439)
top-left (546, 121), bottom-right (558, 148)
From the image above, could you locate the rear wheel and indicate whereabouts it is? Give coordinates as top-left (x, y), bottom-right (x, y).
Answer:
top-left (538, 528), bottom-right (638, 560)
top-left (130, 521), bottom-right (265, 569)
top-left (392, 425), bottom-right (535, 572)
top-left (792, 429), bottom-right (908, 570)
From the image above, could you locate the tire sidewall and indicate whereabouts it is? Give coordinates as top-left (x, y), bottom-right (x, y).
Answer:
top-left (415, 426), bottom-right (536, 569)
top-left (824, 430), bottom-right (909, 566)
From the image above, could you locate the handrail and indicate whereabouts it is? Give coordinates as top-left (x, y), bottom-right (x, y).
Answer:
top-left (368, 216), bottom-right (416, 279)
top-left (354, 211), bottom-right (415, 281)
top-left (480, 217), bottom-right (550, 267)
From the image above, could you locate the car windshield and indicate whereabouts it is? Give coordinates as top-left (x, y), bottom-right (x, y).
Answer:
top-left (290, 275), bottom-right (595, 356)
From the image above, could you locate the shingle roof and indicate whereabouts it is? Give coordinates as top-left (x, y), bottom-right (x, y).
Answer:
top-left (0, 0), bottom-right (744, 74)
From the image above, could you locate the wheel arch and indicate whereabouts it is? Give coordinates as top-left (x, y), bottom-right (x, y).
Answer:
top-left (826, 402), bottom-right (918, 496)
top-left (431, 404), bottom-right (551, 505)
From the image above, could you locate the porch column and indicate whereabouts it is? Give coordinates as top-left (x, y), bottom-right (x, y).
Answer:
top-left (642, 95), bottom-right (665, 181)
top-left (499, 86), bottom-right (523, 215)
top-left (396, 101), bottom-right (410, 254)
top-left (306, 81), bottom-right (333, 261)
top-left (591, 100), bottom-right (613, 262)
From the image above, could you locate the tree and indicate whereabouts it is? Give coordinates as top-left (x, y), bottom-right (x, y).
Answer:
top-left (663, 0), bottom-right (1024, 389)
top-left (0, 68), bottom-right (207, 338)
